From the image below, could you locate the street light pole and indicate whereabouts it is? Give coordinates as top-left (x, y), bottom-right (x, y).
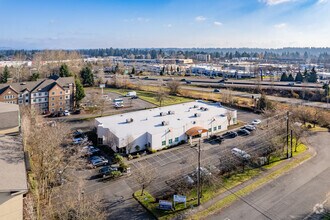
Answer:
top-left (197, 130), bottom-right (202, 206)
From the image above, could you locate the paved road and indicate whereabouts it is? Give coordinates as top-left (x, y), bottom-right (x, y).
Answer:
top-left (210, 132), bottom-right (330, 220)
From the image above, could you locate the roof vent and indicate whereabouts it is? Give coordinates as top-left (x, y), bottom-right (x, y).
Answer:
top-left (160, 112), bottom-right (167, 116)
top-left (200, 107), bottom-right (205, 110)
top-left (162, 121), bottom-right (169, 126)
top-left (126, 118), bottom-right (133, 123)
top-left (192, 121), bottom-right (196, 124)
top-left (194, 113), bottom-right (201, 117)
top-left (194, 105), bottom-right (199, 108)
top-left (168, 110), bottom-right (175, 115)
top-left (204, 108), bottom-right (209, 111)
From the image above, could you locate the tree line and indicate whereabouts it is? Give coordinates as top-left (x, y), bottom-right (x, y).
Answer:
top-left (280, 67), bottom-right (318, 83)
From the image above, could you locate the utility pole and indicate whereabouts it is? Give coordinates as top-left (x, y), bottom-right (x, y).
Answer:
top-left (290, 130), bottom-right (293, 158)
top-left (286, 111), bottom-right (289, 159)
top-left (197, 137), bottom-right (201, 206)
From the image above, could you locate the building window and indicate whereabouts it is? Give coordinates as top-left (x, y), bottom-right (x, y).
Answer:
top-left (52, 92), bottom-right (55, 95)
top-left (65, 90), bottom-right (69, 94)
top-left (162, 141), bottom-right (166, 146)
top-left (51, 97), bottom-right (54, 101)
top-left (175, 137), bottom-right (179, 142)
top-left (60, 96), bottom-right (63, 100)
top-left (97, 138), bottom-right (103, 145)
top-left (60, 102), bottom-right (62, 105)
top-left (19, 100), bottom-right (23, 104)
top-left (52, 103), bottom-right (54, 106)
top-left (59, 108), bottom-right (62, 111)
top-left (218, 125), bottom-right (221, 130)
top-left (33, 93), bottom-right (36, 97)
top-left (26, 100), bottom-right (29, 103)
top-left (51, 108), bottom-right (55, 112)
top-left (65, 95), bottom-right (69, 99)
top-left (44, 92), bottom-right (48, 95)
top-left (213, 126), bottom-right (217, 131)
top-left (38, 98), bottom-right (41, 102)
top-left (169, 139), bottom-right (173, 144)
top-left (233, 118), bottom-right (237, 124)
top-left (60, 91), bottom-right (63, 94)
top-left (208, 128), bottom-right (212, 132)
top-left (19, 94), bottom-right (23, 98)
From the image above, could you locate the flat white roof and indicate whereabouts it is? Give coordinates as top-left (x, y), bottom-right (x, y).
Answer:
top-left (95, 101), bottom-right (230, 139)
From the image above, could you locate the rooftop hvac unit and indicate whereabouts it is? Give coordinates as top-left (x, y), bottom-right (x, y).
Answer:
top-left (126, 118), bottom-right (133, 123)
top-left (168, 110), bottom-right (175, 115)
top-left (204, 108), bottom-right (209, 111)
top-left (162, 121), bottom-right (169, 126)
top-left (160, 112), bottom-right (167, 116)
top-left (200, 107), bottom-right (205, 110)
top-left (194, 105), bottom-right (199, 108)
top-left (194, 113), bottom-right (201, 117)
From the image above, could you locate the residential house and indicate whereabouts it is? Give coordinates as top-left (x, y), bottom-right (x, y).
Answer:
top-left (0, 135), bottom-right (28, 220)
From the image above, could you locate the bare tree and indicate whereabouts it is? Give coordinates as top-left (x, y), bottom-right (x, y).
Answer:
top-left (226, 110), bottom-right (235, 126)
top-left (155, 87), bottom-right (168, 107)
top-left (134, 164), bottom-right (157, 196)
top-left (291, 124), bottom-right (307, 152)
top-left (167, 80), bottom-right (181, 95)
top-left (125, 135), bottom-right (135, 154)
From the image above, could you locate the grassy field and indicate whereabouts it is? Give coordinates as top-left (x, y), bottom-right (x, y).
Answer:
top-left (105, 88), bottom-right (193, 106)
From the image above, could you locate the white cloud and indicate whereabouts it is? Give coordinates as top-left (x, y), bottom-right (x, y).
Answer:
top-left (317, 0), bottom-right (328, 4)
top-left (213, 21), bottom-right (223, 26)
top-left (274, 23), bottom-right (287, 29)
top-left (195, 16), bottom-right (206, 22)
top-left (136, 17), bottom-right (150, 22)
top-left (164, 24), bottom-right (172, 28)
top-left (260, 0), bottom-right (297, 5)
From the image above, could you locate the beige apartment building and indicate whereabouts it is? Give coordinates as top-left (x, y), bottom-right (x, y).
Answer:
top-left (0, 76), bottom-right (75, 113)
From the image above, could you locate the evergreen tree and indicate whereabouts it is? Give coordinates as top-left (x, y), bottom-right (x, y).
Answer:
top-left (308, 67), bottom-right (317, 83)
top-left (303, 69), bottom-right (309, 82)
top-left (295, 71), bottom-right (303, 82)
top-left (75, 79), bottom-right (85, 106)
top-left (287, 73), bottom-right (294, 82)
top-left (1, 66), bottom-right (10, 83)
top-left (59, 64), bottom-right (72, 77)
top-left (30, 72), bottom-right (40, 81)
top-left (280, 72), bottom-right (288, 81)
top-left (80, 66), bottom-right (94, 86)
top-left (131, 67), bottom-right (136, 75)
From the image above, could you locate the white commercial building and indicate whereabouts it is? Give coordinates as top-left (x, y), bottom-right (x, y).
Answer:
top-left (95, 101), bottom-right (237, 154)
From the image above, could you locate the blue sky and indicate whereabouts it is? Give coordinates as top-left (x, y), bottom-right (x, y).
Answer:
top-left (0, 0), bottom-right (329, 49)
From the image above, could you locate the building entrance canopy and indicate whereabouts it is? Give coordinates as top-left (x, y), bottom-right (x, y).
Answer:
top-left (185, 126), bottom-right (208, 136)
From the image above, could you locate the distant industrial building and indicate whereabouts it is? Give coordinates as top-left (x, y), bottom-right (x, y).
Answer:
top-left (95, 101), bottom-right (237, 154)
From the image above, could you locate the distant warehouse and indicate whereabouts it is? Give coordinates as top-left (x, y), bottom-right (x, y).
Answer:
top-left (95, 101), bottom-right (237, 154)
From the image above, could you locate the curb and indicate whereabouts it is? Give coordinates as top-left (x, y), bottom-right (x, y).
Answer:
top-left (133, 193), bottom-right (158, 220)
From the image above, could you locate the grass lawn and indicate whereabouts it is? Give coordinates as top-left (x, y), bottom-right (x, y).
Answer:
top-left (304, 123), bottom-right (329, 132)
top-left (105, 88), bottom-right (193, 106)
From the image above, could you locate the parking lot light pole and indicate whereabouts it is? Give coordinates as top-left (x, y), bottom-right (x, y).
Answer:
top-left (197, 129), bottom-right (202, 206)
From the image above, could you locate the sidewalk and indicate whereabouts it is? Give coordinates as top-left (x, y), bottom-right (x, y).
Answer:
top-left (183, 143), bottom-right (316, 218)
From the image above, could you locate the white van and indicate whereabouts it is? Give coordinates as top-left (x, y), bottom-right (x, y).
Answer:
top-left (231, 148), bottom-right (251, 160)
top-left (126, 91), bottom-right (137, 97)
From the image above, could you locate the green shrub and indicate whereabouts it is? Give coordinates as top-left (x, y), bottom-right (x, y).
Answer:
top-left (136, 153), bottom-right (141, 158)
top-left (128, 154), bottom-right (133, 160)
top-left (111, 171), bottom-right (122, 178)
top-left (151, 149), bottom-right (157, 154)
top-left (119, 161), bottom-right (128, 171)
top-left (114, 154), bottom-right (124, 163)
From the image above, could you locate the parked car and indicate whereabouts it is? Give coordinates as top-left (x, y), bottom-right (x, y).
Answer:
top-left (180, 78), bottom-right (186, 82)
top-left (231, 148), bottom-right (251, 160)
top-left (82, 146), bottom-right (100, 155)
top-left (186, 80), bottom-right (192, 84)
top-left (195, 167), bottom-right (212, 177)
top-left (242, 125), bottom-right (256, 131)
top-left (222, 131), bottom-right (238, 138)
top-left (210, 76), bottom-right (215, 79)
top-left (183, 175), bottom-right (194, 185)
top-left (73, 109), bottom-right (81, 114)
top-left (251, 119), bottom-right (262, 125)
top-left (213, 89), bottom-right (220, 93)
top-left (99, 166), bottom-right (119, 177)
top-left (131, 95), bottom-right (139, 99)
top-left (73, 137), bottom-right (87, 144)
top-left (237, 128), bottom-right (251, 136)
top-left (288, 82), bottom-right (295, 86)
top-left (89, 156), bottom-right (108, 167)
top-left (64, 110), bottom-right (70, 116)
